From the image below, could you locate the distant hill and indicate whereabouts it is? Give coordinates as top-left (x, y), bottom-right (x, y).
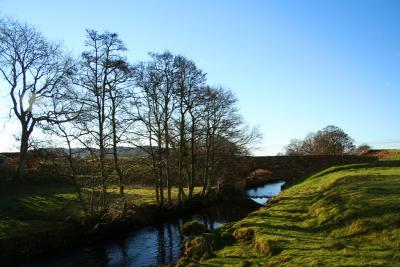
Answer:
top-left (11, 146), bottom-right (151, 158)
top-left (70, 146), bottom-right (150, 158)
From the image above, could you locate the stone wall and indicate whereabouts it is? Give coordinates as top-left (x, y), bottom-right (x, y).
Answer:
top-left (222, 155), bottom-right (378, 186)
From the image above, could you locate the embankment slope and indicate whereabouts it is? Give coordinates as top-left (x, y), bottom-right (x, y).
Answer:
top-left (186, 160), bottom-right (400, 266)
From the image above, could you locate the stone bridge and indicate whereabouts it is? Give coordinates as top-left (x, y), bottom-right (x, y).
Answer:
top-left (221, 155), bottom-right (378, 188)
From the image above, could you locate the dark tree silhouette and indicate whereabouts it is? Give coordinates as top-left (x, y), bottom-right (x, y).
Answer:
top-left (0, 17), bottom-right (74, 180)
top-left (285, 125), bottom-right (355, 155)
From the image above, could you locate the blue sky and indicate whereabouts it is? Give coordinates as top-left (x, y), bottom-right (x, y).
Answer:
top-left (0, 0), bottom-right (399, 155)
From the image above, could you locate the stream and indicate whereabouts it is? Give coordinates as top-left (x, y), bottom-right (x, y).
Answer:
top-left (23, 180), bottom-right (285, 267)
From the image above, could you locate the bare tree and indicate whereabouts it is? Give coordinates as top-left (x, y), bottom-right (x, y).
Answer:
top-left (314, 125), bottom-right (355, 155)
top-left (75, 30), bottom-right (133, 213)
top-left (301, 133), bottom-right (316, 155)
top-left (150, 51), bottom-right (177, 205)
top-left (284, 125), bottom-right (355, 156)
top-left (39, 106), bottom-right (105, 219)
top-left (285, 139), bottom-right (305, 155)
top-left (199, 86), bottom-right (259, 196)
top-left (134, 61), bottom-right (165, 206)
top-left (173, 55), bottom-right (206, 202)
top-left (132, 52), bottom-right (260, 205)
top-left (102, 33), bottom-right (134, 215)
top-left (31, 66), bottom-right (93, 217)
top-left (0, 17), bottom-right (74, 180)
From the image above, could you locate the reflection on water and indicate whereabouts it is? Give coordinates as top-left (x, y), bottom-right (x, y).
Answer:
top-left (24, 181), bottom-right (283, 267)
top-left (246, 180), bottom-right (285, 205)
top-left (105, 221), bottom-right (184, 266)
top-left (24, 203), bottom-right (257, 267)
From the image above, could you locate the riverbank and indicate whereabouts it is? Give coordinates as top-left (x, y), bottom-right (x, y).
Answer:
top-left (0, 180), bottom-right (225, 264)
top-left (179, 159), bottom-right (400, 266)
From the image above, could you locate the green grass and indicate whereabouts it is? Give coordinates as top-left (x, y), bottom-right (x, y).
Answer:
top-left (0, 184), bottom-right (77, 239)
top-left (200, 160), bottom-right (400, 266)
top-left (0, 182), bottom-right (201, 241)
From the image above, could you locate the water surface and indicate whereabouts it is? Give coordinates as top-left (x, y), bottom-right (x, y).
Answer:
top-left (246, 180), bottom-right (285, 205)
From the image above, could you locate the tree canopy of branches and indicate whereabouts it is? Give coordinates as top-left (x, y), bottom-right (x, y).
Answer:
top-left (133, 52), bottom-right (260, 206)
top-left (285, 125), bottom-right (355, 156)
top-left (0, 17), bottom-right (260, 215)
top-left (73, 30), bottom-right (133, 214)
top-left (0, 17), bottom-right (74, 180)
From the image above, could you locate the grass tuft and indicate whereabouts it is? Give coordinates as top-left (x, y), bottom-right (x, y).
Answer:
top-left (233, 227), bottom-right (254, 243)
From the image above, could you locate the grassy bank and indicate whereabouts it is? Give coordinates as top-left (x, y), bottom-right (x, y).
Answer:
top-left (187, 158), bottom-right (400, 266)
top-left (0, 179), bottom-right (204, 261)
top-left (0, 182), bottom-right (203, 239)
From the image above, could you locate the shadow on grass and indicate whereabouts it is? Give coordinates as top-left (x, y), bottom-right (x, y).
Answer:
top-left (240, 171), bottom-right (400, 241)
top-left (285, 160), bottom-right (400, 189)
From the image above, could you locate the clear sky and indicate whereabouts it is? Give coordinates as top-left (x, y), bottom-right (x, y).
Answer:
top-left (0, 0), bottom-right (399, 155)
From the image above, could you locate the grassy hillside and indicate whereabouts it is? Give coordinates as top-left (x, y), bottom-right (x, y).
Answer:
top-left (197, 159), bottom-right (400, 266)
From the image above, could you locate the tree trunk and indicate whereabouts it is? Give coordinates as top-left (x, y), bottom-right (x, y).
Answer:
top-left (178, 151), bottom-right (183, 204)
top-left (65, 138), bottom-right (88, 217)
top-left (158, 132), bottom-right (164, 207)
top-left (149, 131), bottom-right (160, 206)
top-left (112, 127), bottom-right (127, 215)
top-left (16, 128), bottom-right (29, 181)
top-left (98, 108), bottom-right (108, 214)
top-left (189, 119), bottom-right (196, 199)
top-left (202, 129), bottom-right (211, 197)
top-left (178, 103), bottom-right (186, 204)
top-left (110, 96), bottom-right (127, 215)
top-left (164, 106), bottom-right (171, 205)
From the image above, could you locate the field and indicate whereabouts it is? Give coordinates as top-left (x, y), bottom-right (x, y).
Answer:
top-left (197, 153), bottom-right (400, 266)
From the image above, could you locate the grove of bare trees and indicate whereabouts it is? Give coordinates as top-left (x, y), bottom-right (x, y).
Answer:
top-left (285, 125), bottom-right (355, 156)
top-left (0, 18), bottom-right (260, 217)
